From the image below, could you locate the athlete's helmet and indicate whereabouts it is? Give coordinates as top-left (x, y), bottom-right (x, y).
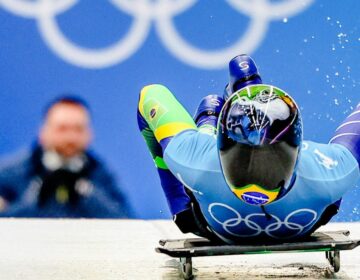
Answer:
top-left (218, 85), bottom-right (302, 206)
top-left (224, 54), bottom-right (263, 100)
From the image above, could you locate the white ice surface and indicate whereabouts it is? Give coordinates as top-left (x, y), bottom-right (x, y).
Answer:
top-left (0, 219), bottom-right (359, 279)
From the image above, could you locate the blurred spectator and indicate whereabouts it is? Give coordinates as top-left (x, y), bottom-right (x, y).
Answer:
top-left (0, 95), bottom-right (133, 218)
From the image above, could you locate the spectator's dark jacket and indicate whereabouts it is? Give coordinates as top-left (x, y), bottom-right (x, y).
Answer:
top-left (0, 144), bottom-right (134, 218)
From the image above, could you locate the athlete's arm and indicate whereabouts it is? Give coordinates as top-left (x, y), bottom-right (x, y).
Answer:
top-left (330, 103), bottom-right (360, 167)
top-left (137, 84), bottom-right (198, 217)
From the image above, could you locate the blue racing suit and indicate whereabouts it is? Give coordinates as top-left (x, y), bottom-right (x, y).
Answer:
top-left (138, 84), bottom-right (360, 243)
top-left (165, 133), bottom-right (358, 243)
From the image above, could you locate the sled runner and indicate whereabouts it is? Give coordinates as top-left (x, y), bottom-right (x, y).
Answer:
top-left (156, 230), bottom-right (360, 279)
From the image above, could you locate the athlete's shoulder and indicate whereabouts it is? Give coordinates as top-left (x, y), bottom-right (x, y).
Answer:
top-left (165, 130), bottom-right (220, 171)
top-left (297, 140), bottom-right (359, 183)
top-left (163, 130), bottom-right (222, 192)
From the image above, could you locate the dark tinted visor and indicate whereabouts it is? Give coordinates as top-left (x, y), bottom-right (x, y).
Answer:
top-left (219, 142), bottom-right (298, 191)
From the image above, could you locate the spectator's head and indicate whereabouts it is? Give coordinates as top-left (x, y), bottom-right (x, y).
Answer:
top-left (39, 95), bottom-right (92, 158)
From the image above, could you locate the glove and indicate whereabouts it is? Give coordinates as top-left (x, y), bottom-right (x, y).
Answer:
top-left (173, 202), bottom-right (221, 242)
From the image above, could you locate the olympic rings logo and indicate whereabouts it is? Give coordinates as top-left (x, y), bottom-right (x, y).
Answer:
top-left (209, 203), bottom-right (317, 239)
top-left (0, 0), bottom-right (314, 69)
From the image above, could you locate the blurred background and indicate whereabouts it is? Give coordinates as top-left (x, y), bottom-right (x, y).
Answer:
top-left (0, 0), bottom-right (358, 220)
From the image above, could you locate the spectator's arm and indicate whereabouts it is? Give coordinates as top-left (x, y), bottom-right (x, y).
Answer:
top-left (78, 159), bottom-right (135, 218)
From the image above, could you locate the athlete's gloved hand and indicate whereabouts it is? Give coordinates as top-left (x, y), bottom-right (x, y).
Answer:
top-left (173, 203), bottom-right (219, 242)
top-left (173, 207), bottom-right (198, 233)
top-left (194, 95), bottom-right (224, 130)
